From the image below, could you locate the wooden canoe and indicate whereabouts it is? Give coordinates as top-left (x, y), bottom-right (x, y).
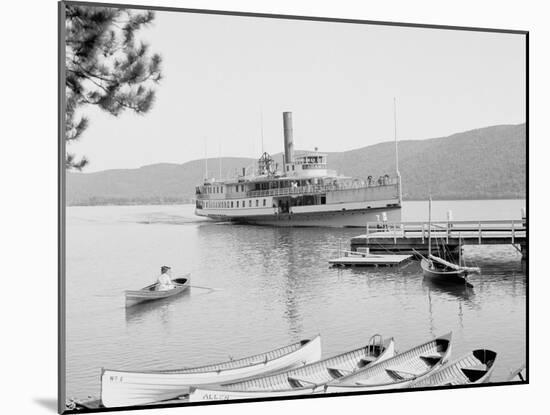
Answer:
top-left (100, 335), bottom-right (322, 408)
top-left (189, 336), bottom-right (395, 402)
top-left (409, 349), bottom-right (497, 387)
top-left (124, 275), bottom-right (191, 307)
top-left (324, 332), bottom-right (452, 393)
top-left (421, 258), bottom-right (472, 287)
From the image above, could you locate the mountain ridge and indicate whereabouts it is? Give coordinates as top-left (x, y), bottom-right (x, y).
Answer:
top-left (67, 123), bottom-right (526, 205)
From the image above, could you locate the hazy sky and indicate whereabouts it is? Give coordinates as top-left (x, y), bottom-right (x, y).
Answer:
top-left (69, 9), bottom-right (526, 172)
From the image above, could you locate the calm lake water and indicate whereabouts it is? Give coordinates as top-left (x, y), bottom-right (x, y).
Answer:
top-left (65, 199), bottom-right (527, 400)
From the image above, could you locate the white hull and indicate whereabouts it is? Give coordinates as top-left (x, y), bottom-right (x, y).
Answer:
top-left (124, 276), bottom-right (191, 307)
top-left (190, 387), bottom-right (325, 401)
top-left (197, 205), bottom-right (402, 228)
top-left (324, 333), bottom-right (452, 393)
top-left (189, 338), bottom-right (396, 402)
top-left (100, 336), bottom-right (321, 408)
top-left (408, 349), bottom-right (497, 387)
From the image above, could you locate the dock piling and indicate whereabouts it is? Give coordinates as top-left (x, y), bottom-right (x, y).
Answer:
top-left (478, 221), bottom-right (482, 244)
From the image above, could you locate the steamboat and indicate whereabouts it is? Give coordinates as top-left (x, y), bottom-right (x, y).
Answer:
top-left (194, 112), bottom-right (402, 227)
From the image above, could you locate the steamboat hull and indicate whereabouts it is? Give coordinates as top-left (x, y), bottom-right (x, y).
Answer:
top-left (196, 205), bottom-right (401, 228)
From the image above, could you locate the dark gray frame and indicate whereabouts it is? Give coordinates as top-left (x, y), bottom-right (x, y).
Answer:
top-left (58, 1), bottom-right (529, 413)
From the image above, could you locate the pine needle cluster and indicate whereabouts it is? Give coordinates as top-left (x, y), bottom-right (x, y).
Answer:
top-left (65, 5), bottom-right (162, 170)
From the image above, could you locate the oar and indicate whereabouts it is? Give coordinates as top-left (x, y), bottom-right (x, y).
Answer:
top-left (190, 285), bottom-right (220, 291)
top-left (170, 281), bottom-right (219, 291)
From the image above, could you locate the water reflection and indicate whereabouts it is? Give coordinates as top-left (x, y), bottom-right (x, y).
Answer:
top-left (422, 276), bottom-right (475, 301)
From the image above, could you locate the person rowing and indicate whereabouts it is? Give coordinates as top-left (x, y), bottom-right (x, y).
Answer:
top-left (157, 265), bottom-right (175, 291)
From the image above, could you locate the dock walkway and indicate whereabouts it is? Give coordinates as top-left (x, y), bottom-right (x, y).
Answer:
top-left (350, 219), bottom-right (527, 258)
top-left (329, 250), bottom-right (412, 267)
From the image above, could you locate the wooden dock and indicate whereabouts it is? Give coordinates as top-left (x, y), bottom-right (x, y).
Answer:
top-left (329, 250), bottom-right (412, 267)
top-left (350, 219), bottom-right (527, 258)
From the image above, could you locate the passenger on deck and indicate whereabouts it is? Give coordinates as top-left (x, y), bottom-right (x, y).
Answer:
top-left (157, 266), bottom-right (175, 291)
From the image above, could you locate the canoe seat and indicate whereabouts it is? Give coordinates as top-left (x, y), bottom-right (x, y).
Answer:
top-left (287, 376), bottom-right (319, 387)
top-left (462, 364), bottom-right (487, 371)
top-left (420, 354), bottom-right (442, 359)
top-left (327, 366), bottom-right (353, 378)
top-left (385, 368), bottom-right (422, 380)
top-left (419, 354), bottom-right (442, 365)
top-left (358, 357), bottom-right (375, 368)
top-left (461, 366), bottom-right (489, 382)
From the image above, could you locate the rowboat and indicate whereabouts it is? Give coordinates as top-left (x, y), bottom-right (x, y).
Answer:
top-left (100, 335), bottom-right (322, 407)
top-left (419, 197), bottom-right (477, 287)
top-left (125, 275), bottom-right (191, 307)
top-left (324, 333), bottom-right (452, 393)
top-left (421, 257), bottom-right (473, 287)
top-left (409, 349), bottom-right (497, 387)
top-left (189, 335), bottom-right (395, 402)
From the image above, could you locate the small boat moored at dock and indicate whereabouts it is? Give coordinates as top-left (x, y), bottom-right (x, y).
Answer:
top-left (189, 335), bottom-right (395, 402)
top-left (100, 335), bottom-right (322, 407)
top-left (125, 275), bottom-right (191, 307)
top-left (408, 349), bottom-right (497, 388)
top-left (324, 333), bottom-right (452, 393)
top-left (419, 198), bottom-right (476, 287)
top-left (420, 257), bottom-right (473, 288)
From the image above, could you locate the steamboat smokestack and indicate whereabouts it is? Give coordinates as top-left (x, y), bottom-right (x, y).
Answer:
top-left (283, 112), bottom-right (294, 164)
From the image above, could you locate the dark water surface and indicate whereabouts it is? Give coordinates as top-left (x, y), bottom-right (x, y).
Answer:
top-left (65, 200), bottom-right (526, 399)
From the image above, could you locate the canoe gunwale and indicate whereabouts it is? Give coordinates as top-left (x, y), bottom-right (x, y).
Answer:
top-left (324, 333), bottom-right (452, 392)
top-left (421, 258), bottom-right (467, 278)
top-left (102, 335), bottom-right (320, 376)
top-left (187, 338), bottom-right (396, 401)
top-left (125, 275), bottom-right (191, 297)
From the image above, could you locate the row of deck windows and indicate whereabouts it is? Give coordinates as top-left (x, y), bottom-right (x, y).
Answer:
top-left (203, 186), bottom-right (225, 194)
top-left (199, 184), bottom-right (247, 195)
top-left (203, 199), bottom-right (268, 209)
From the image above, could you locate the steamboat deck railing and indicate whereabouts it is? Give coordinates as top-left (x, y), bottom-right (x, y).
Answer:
top-left (247, 178), bottom-right (399, 198)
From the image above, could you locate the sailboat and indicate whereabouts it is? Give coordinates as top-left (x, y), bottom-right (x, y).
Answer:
top-left (420, 198), bottom-right (479, 287)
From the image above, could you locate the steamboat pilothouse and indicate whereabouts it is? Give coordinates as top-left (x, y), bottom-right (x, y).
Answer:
top-left (195, 112), bottom-right (402, 227)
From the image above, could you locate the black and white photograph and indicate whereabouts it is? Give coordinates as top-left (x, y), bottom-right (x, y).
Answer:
top-left (58, 1), bottom-right (527, 413)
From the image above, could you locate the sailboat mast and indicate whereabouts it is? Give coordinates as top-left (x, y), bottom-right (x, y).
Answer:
top-left (394, 98), bottom-right (399, 177)
top-left (458, 233), bottom-right (462, 267)
top-left (260, 108), bottom-right (264, 155)
top-left (218, 141), bottom-right (222, 179)
top-left (428, 196), bottom-right (432, 256)
top-left (394, 98), bottom-right (402, 203)
top-left (204, 138), bottom-right (208, 180)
